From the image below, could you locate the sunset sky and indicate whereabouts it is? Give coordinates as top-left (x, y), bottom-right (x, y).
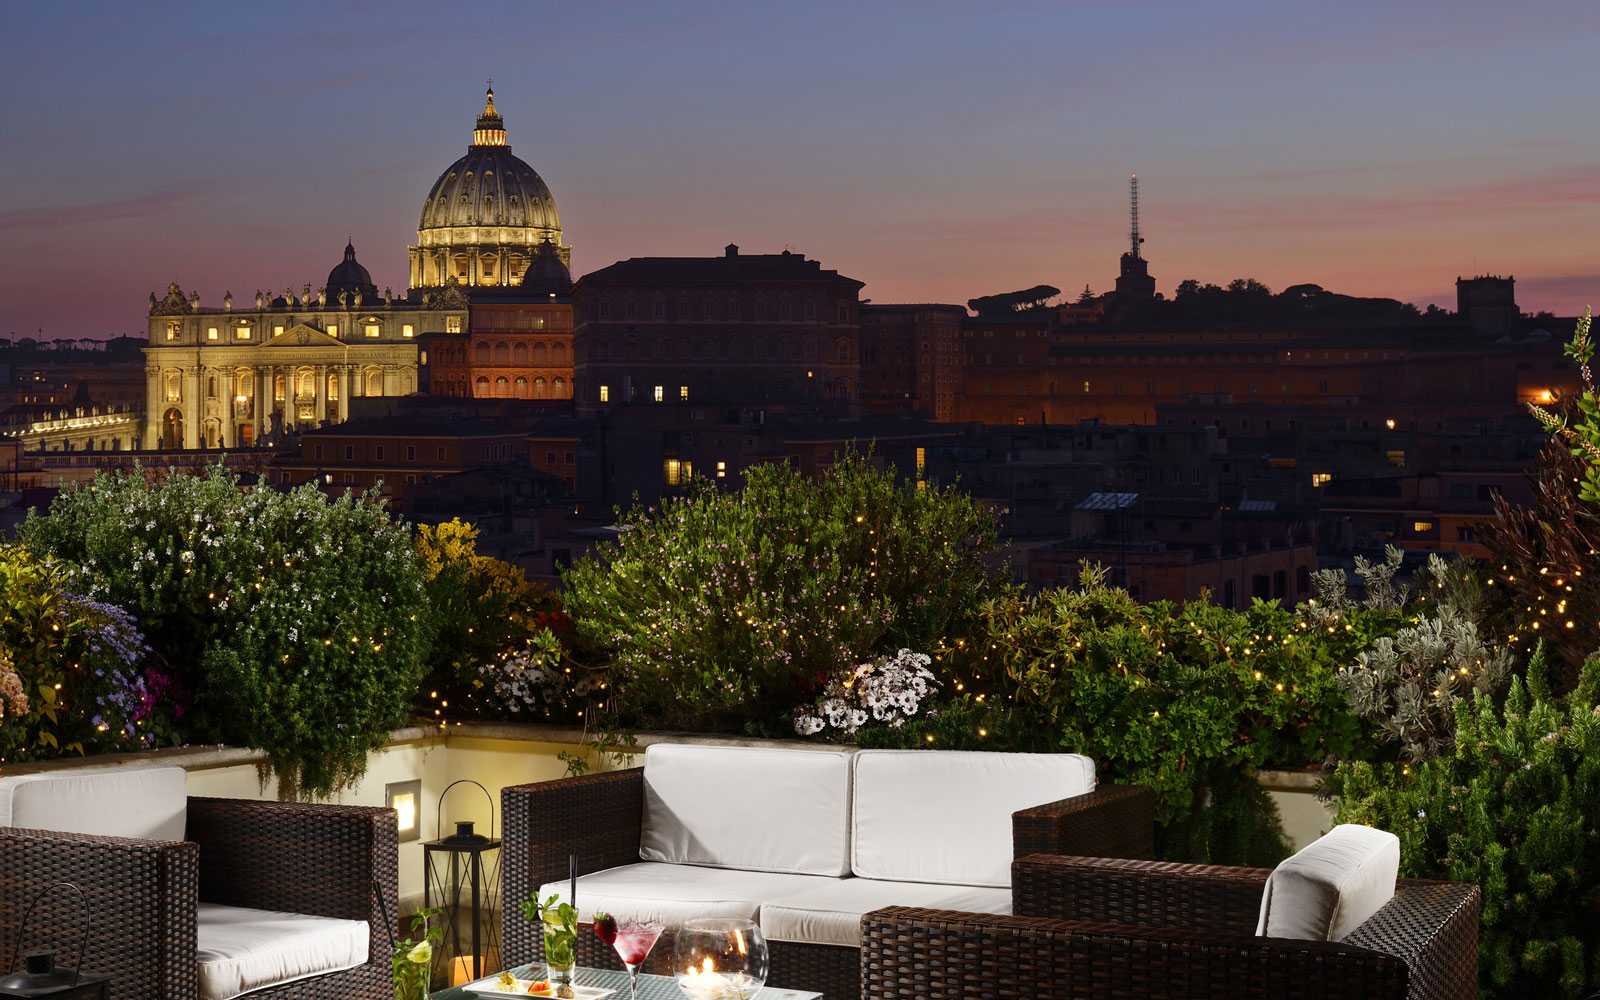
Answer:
top-left (3, 0), bottom-right (1597, 338)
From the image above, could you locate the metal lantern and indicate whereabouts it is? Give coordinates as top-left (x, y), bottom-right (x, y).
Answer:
top-left (0, 883), bottom-right (110, 999)
top-left (423, 779), bottom-right (502, 986)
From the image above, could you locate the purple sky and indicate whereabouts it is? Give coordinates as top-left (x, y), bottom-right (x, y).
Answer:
top-left (3, 1), bottom-right (1597, 338)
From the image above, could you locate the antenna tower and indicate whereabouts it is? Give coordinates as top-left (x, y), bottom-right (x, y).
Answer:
top-left (1129, 173), bottom-right (1142, 259)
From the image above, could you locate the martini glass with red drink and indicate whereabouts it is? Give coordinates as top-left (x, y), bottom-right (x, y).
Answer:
top-left (593, 912), bottom-right (664, 1000)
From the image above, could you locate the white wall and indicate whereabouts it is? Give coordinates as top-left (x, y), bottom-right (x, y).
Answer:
top-left (178, 731), bottom-right (639, 908)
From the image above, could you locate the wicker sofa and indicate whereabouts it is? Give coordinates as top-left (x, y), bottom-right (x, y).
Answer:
top-left (0, 766), bottom-right (397, 1000)
top-left (859, 850), bottom-right (1481, 999)
top-left (502, 744), bottom-right (1154, 1000)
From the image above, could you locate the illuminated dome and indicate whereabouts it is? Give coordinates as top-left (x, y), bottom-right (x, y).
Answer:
top-left (408, 88), bottom-right (569, 290)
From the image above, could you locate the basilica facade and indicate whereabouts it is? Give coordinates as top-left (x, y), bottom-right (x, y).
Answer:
top-left (141, 87), bottom-right (572, 448)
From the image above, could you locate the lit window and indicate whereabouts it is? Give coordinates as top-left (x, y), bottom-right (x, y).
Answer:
top-left (653, 385), bottom-right (664, 403)
top-left (328, 323), bottom-right (339, 338)
top-left (1082, 380), bottom-right (1091, 394)
top-left (915, 446), bottom-right (926, 478)
top-left (402, 324), bottom-right (415, 338)
top-left (419, 350), bottom-right (428, 364)
top-left (679, 385), bottom-right (689, 401)
top-left (165, 321), bottom-right (179, 342)
top-left (273, 325), bottom-right (284, 337)
top-left (664, 458), bottom-right (682, 486)
top-left (446, 316), bottom-right (462, 333)
top-left (1311, 472), bottom-right (1333, 488)
top-left (1413, 520), bottom-right (1435, 533)
top-left (364, 324), bottom-right (381, 339)
top-left (599, 384), bottom-right (610, 403)
top-left (207, 326), bottom-right (220, 342)
top-left (716, 460), bottom-right (727, 479)
top-left (236, 325), bottom-right (252, 340)
top-left (1386, 450), bottom-right (1406, 468)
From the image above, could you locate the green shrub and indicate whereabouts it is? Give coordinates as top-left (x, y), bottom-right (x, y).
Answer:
top-left (21, 466), bottom-right (432, 796)
top-left (414, 518), bottom-right (592, 725)
top-left (562, 452), bottom-right (1004, 731)
top-left (1329, 645), bottom-right (1600, 998)
top-left (0, 544), bottom-right (172, 763)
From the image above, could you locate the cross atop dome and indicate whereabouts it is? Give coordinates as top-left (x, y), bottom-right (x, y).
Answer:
top-left (472, 85), bottom-right (508, 148)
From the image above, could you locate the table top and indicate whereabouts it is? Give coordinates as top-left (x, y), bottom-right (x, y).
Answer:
top-left (434, 965), bottom-right (823, 1000)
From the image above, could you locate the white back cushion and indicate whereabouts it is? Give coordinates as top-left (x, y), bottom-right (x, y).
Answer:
top-left (0, 766), bottom-right (188, 842)
top-left (1256, 824), bottom-right (1400, 942)
top-left (641, 744), bottom-right (854, 876)
top-left (852, 750), bottom-right (1095, 887)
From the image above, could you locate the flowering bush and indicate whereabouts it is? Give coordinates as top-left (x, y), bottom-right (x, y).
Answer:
top-left (0, 544), bottom-right (172, 764)
top-left (793, 649), bottom-right (938, 737)
top-left (564, 452), bottom-right (1003, 731)
top-left (821, 566), bottom-right (1375, 865)
top-left (21, 466), bottom-right (432, 796)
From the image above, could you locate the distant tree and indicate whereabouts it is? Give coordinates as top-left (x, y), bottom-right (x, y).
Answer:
top-left (1078, 284), bottom-right (1096, 304)
top-left (1175, 279), bottom-right (1202, 298)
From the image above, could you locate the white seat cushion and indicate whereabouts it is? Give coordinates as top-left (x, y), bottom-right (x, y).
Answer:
top-left (641, 744), bottom-right (855, 876)
top-left (540, 861), bottom-right (838, 927)
top-left (0, 766), bottom-right (187, 841)
top-left (1256, 824), bottom-right (1400, 942)
top-left (760, 878), bottom-right (1012, 948)
top-left (196, 903), bottom-right (369, 1000)
top-left (851, 750), bottom-right (1095, 887)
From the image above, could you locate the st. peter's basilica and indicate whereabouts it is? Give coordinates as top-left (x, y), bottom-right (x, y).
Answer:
top-left (141, 88), bottom-right (568, 449)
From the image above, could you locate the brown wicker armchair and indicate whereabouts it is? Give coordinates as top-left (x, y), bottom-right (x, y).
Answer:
top-left (859, 854), bottom-right (1480, 1000)
top-left (0, 797), bottom-right (397, 1000)
top-left (501, 766), bottom-right (1154, 1000)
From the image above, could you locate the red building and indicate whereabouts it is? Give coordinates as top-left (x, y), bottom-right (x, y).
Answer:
top-left (859, 304), bottom-right (964, 421)
top-left (421, 242), bottom-right (574, 400)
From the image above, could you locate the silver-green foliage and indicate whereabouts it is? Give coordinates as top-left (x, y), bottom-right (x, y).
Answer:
top-left (1334, 553), bottom-right (1511, 760)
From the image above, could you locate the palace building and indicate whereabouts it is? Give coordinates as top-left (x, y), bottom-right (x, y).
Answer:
top-left (141, 87), bottom-right (572, 448)
top-left (140, 248), bottom-right (451, 449)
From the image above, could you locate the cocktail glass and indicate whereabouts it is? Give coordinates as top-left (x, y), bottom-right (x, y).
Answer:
top-left (611, 919), bottom-right (664, 1000)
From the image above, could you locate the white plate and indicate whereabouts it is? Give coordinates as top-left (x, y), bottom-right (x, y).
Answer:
top-left (462, 978), bottom-right (616, 999)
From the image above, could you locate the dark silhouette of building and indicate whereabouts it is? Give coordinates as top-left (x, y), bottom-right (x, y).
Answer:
top-left (571, 244), bottom-right (865, 414)
top-left (1456, 275), bottom-right (1518, 337)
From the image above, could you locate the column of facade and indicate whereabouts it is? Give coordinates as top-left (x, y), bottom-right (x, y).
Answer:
top-left (314, 364), bottom-right (328, 427)
top-left (338, 365), bottom-right (351, 422)
top-left (220, 370), bottom-right (234, 449)
top-left (183, 365), bottom-right (201, 449)
top-left (255, 367), bottom-right (270, 440)
top-left (144, 365), bottom-right (161, 450)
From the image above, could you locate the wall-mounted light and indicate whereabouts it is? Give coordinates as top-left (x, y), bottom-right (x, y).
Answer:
top-left (386, 779), bottom-right (422, 843)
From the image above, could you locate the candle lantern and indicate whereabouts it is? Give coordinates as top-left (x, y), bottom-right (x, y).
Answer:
top-left (0, 883), bottom-right (111, 999)
top-left (423, 779), bottom-right (502, 986)
top-left (673, 918), bottom-right (769, 1000)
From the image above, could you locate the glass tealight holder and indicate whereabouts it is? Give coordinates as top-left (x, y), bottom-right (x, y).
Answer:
top-left (672, 918), bottom-right (769, 1000)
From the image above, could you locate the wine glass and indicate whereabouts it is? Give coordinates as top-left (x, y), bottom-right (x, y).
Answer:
top-left (672, 918), bottom-right (769, 1000)
top-left (610, 918), bottom-right (664, 1000)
